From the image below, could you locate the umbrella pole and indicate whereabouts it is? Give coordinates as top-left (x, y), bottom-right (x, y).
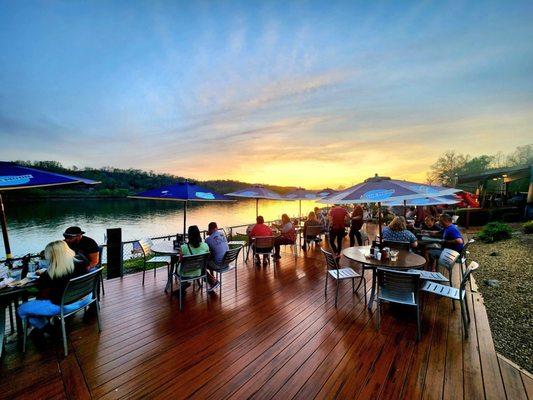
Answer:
top-left (0, 193), bottom-right (12, 261)
top-left (183, 201), bottom-right (187, 237)
top-left (378, 201), bottom-right (383, 240)
top-left (403, 200), bottom-right (407, 218)
top-left (256, 198), bottom-right (259, 218)
top-left (299, 200), bottom-right (302, 223)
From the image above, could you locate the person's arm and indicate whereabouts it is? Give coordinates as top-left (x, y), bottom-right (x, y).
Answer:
top-left (86, 252), bottom-right (99, 270)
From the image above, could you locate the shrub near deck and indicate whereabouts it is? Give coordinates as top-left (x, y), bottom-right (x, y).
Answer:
top-left (469, 235), bottom-right (533, 372)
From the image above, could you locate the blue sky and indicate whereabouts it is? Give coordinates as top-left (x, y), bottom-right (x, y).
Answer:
top-left (0, 0), bottom-right (532, 187)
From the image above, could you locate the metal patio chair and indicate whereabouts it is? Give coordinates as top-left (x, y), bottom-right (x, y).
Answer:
top-left (22, 267), bottom-right (103, 357)
top-left (209, 246), bottom-right (243, 296)
top-left (135, 238), bottom-right (171, 285)
top-left (321, 248), bottom-right (365, 307)
top-left (420, 261), bottom-right (479, 338)
top-left (459, 239), bottom-right (475, 275)
top-left (376, 268), bottom-right (421, 341)
top-left (302, 225), bottom-right (323, 250)
top-left (252, 236), bottom-right (276, 266)
top-left (383, 240), bottom-right (412, 252)
top-left (173, 253), bottom-right (210, 310)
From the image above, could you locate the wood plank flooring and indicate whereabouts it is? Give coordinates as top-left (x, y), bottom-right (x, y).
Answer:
top-left (1, 242), bottom-right (530, 399)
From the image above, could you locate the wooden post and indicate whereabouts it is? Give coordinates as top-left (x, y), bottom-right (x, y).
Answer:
top-left (106, 228), bottom-right (123, 279)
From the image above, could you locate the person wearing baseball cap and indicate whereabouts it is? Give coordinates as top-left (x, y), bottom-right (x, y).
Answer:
top-left (63, 226), bottom-right (99, 270)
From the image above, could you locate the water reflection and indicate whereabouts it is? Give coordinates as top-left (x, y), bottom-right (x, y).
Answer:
top-left (3, 198), bottom-right (322, 257)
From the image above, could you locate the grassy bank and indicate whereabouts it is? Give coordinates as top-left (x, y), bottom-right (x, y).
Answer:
top-left (468, 233), bottom-right (533, 372)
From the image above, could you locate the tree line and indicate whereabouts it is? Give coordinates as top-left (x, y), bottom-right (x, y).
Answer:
top-left (427, 144), bottom-right (532, 187)
top-left (6, 161), bottom-right (298, 199)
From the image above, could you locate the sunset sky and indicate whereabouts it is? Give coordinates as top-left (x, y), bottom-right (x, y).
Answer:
top-left (1, 1), bottom-right (532, 189)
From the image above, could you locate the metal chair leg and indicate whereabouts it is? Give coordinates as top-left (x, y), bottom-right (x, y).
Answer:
top-left (8, 302), bottom-right (15, 334)
top-left (460, 300), bottom-right (468, 338)
top-left (335, 278), bottom-right (339, 307)
top-left (376, 300), bottom-right (381, 329)
top-left (324, 272), bottom-right (328, 296)
top-left (464, 293), bottom-right (471, 323)
top-left (179, 286), bottom-right (183, 311)
top-left (61, 318), bottom-right (68, 357)
top-left (96, 301), bottom-right (102, 332)
top-left (22, 317), bottom-right (28, 353)
top-left (142, 259), bottom-right (146, 286)
top-left (416, 305), bottom-right (421, 341)
top-left (234, 263), bottom-right (238, 290)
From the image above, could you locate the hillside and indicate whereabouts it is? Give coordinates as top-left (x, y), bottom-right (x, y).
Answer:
top-left (4, 161), bottom-right (298, 199)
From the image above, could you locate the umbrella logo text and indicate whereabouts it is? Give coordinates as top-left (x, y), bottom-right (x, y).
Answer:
top-left (0, 174), bottom-right (33, 186)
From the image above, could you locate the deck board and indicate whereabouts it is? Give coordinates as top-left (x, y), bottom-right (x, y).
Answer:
top-left (0, 240), bottom-right (527, 400)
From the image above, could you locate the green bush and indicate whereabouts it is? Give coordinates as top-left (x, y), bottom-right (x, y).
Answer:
top-left (523, 220), bottom-right (533, 234)
top-left (477, 222), bottom-right (514, 243)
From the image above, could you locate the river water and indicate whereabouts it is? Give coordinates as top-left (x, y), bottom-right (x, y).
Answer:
top-left (2, 198), bottom-right (322, 257)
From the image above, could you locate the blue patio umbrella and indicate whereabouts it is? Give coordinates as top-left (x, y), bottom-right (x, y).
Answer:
top-left (225, 186), bottom-right (282, 217)
top-left (283, 188), bottom-right (321, 221)
top-left (319, 174), bottom-right (460, 236)
top-left (0, 162), bottom-right (99, 260)
top-left (129, 181), bottom-right (234, 235)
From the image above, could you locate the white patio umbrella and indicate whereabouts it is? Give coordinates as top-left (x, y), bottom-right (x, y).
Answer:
top-left (225, 186), bottom-right (283, 217)
top-left (283, 188), bottom-right (321, 221)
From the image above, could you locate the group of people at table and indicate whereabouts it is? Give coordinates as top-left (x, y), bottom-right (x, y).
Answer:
top-left (324, 204), bottom-right (464, 269)
top-left (245, 203), bottom-right (464, 270)
top-left (9, 222), bottom-right (235, 338)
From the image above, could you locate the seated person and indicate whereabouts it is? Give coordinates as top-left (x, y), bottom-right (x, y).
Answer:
top-left (249, 216), bottom-right (274, 265)
top-left (205, 222), bottom-right (229, 291)
top-left (381, 216), bottom-right (418, 249)
top-left (314, 207), bottom-right (326, 230)
top-left (180, 225), bottom-right (214, 290)
top-left (405, 207), bottom-right (416, 219)
top-left (428, 214), bottom-right (465, 258)
top-left (63, 226), bottom-right (99, 270)
top-left (18, 240), bottom-right (90, 335)
top-left (274, 213), bottom-right (296, 259)
top-left (421, 216), bottom-right (441, 232)
top-left (302, 211), bottom-right (323, 250)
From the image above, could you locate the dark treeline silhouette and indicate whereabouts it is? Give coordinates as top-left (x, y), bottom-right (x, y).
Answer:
top-left (5, 161), bottom-right (297, 199)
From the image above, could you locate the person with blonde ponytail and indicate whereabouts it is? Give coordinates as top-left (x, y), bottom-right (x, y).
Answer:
top-left (18, 240), bottom-right (90, 333)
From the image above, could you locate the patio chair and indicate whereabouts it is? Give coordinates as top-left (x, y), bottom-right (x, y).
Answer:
top-left (96, 246), bottom-right (105, 297)
top-left (252, 236), bottom-right (276, 266)
top-left (437, 248), bottom-right (461, 285)
top-left (459, 239), bottom-right (475, 275)
top-left (173, 253), bottom-right (210, 310)
top-left (302, 225), bottom-right (323, 250)
top-left (321, 248), bottom-right (365, 307)
top-left (452, 215), bottom-right (460, 224)
top-left (22, 267), bottom-right (103, 357)
top-left (420, 261), bottom-right (479, 338)
top-left (376, 268), bottom-right (421, 341)
top-left (136, 238), bottom-right (171, 285)
top-left (382, 240), bottom-right (411, 252)
top-left (209, 246), bottom-right (243, 295)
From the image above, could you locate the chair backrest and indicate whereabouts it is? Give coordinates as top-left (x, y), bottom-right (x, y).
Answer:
top-left (97, 246), bottom-right (104, 267)
top-left (320, 247), bottom-right (339, 270)
top-left (461, 239), bottom-right (475, 256)
top-left (305, 225), bottom-right (323, 237)
top-left (254, 236), bottom-right (275, 250)
top-left (459, 261), bottom-right (479, 293)
top-left (178, 253), bottom-right (209, 277)
top-left (438, 248), bottom-right (460, 271)
top-left (452, 215), bottom-right (459, 224)
top-left (377, 268), bottom-right (420, 301)
top-left (137, 238), bottom-right (153, 256)
top-left (61, 267), bottom-right (103, 306)
top-left (383, 240), bottom-right (411, 251)
top-left (222, 246), bottom-right (242, 265)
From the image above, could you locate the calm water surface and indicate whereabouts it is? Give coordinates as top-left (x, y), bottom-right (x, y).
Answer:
top-left (2, 198), bottom-right (322, 257)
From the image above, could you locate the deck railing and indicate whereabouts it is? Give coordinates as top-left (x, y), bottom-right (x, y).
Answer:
top-left (0, 218), bottom-right (293, 268)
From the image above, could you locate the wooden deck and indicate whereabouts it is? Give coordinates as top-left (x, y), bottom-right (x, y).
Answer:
top-left (1, 242), bottom-right (531, 399)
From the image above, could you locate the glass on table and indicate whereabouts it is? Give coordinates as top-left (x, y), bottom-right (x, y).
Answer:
top-left (390, 250), bottom-right (399, 261)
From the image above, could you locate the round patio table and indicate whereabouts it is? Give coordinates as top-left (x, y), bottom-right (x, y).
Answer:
top-left (342, 246), bottom-right (426, 309)
top-left (151, 242), bottom-right (180, 293)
